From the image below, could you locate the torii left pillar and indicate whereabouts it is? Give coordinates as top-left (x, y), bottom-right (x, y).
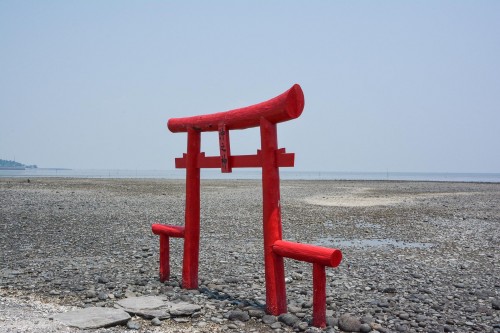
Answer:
top-left (183, 128), bottom-right (200, 289)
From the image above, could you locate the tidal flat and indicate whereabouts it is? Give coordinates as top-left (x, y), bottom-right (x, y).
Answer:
top-left (1, 178), bottom-right (499, 332)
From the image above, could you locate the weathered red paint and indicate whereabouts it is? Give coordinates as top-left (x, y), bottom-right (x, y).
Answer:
top-left (182, 128), bottom-right (201, 289)
top-left (260, 117), bottom-right (287, 315)
top-left (167, 84), bottom-right (304, 133)
top-left (312, 263), bottom-right (327, 328)
top-left (272, 240), bottom-right (342, 267)
top-left (152, 84), bottom-right (343, 327)
top-left (152, 224), bottom-right (185, 238)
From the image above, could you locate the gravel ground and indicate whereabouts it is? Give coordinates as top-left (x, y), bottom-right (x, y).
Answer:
top-left (0, 178), bottom-right (499, 333)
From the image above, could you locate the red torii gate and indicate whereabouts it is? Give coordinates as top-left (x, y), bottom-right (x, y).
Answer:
top-left (152, 84), bottom-right (342, 327)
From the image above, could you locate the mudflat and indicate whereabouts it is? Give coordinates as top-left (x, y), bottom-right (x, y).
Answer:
top-left (1, 178), bottom-right (499, 332)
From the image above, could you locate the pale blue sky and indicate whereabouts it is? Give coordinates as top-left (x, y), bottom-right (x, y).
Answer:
top-left (1, 1), bottom-right (499, 173)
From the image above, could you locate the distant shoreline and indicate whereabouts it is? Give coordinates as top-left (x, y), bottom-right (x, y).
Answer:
top-left (0, 168), bottom-right (499, 183)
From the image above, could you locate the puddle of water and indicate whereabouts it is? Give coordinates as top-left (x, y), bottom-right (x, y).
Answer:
top-left (324, 220), bottom-right (381, 229)
top-left (315, 238), bottom-right (433, 249)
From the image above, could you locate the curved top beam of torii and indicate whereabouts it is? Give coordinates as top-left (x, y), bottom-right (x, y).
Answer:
top-left (167, 84), bottom-right (305, 133)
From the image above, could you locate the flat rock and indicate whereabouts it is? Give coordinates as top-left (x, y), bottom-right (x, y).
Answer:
top-left (115, 296), bottom-right (200, 319)
top-left (169, 302), bottom-right (201, 316)
top-left (115, 296), bottom-right (170, 319)
top-left (54, 307), bottom-right (131, 329)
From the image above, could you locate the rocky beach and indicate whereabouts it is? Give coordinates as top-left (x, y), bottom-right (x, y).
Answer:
top-left (1, 178), bottom-right (499, 333)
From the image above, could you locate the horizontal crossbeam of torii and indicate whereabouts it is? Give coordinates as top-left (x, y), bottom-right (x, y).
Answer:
top-left (152, 84), bottom-right (342, 328)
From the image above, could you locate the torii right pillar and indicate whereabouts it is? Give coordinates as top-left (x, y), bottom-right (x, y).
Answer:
top-left (260, 116), bottom-right (287, 314)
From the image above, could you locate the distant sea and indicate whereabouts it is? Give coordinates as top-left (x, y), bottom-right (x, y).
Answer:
top-left (0, 168), bottom-right (499, 183)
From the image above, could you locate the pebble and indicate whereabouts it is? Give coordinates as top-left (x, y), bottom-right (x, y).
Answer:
top-left (270, 322), bottom-right (282, 329)
top-left (248, 309), bottom-right (265, 318)
top-left (262, 315), bottom-right (277, 324)
top-left (360, 323), bottom-right (371, 333)
top-left (278, 313), bottom-right (300, 327)
top-left (97, 276), bottom-right (109, 284)
top-left (97, 292), bottom-right (108, 300)
top-left (338, 314), bottom-right (361, 332)
top-left (296, 321), bottom-right (308, 331)
top-left (398, 312), bottom-right (410, 320)
top-left (151, 317), bottom-right (162, 326)
top-left (126, 320), bottom-right (141, 330)
top-left (227, 310), bottom-right (250, 322)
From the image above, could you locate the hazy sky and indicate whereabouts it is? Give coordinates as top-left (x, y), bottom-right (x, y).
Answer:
top-left (1, 1), bottom-right (499, 173)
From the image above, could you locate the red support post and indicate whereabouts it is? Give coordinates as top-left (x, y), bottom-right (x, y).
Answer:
top-left (159, 234), bottom-right (170, 282)
top-left (151, 224), bottom-right (185, 282)
top-left (260, 117), bottom-right (287, 315)
top-left (272, 240), bottom-right (342, 267)
top-left (183, 128), bottom-right (201, 289)
top-left (312, 263), bottom-right (327, 328)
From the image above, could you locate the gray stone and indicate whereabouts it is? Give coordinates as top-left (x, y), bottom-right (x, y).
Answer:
top-left (127, 320), bottom-right (141, 330)
top-left (398, 312), bottom-right (410, 320)
top-left (151, 317), bottom-right (162, 326)
top-left (338, 314), bottom-right (361, 332)
top-left (227, 310), bottom-right (250, 322)
top-left (97, 292), bottom-right (108, 300)
top-left (326, 316), bottom-right (338, 328)
top-left (248, 309), bottom-right (265, 318)
top-left (302, 300), bottom-right (313, 308)
top-left (395, 323), bottom-right (409, 332)
top-left (382, 287), bottom-right (397, 293)
top-left (270, 321), bottom-right (282, 329)
top-left (54, 307), bottom-right (130, 329)
top-left (296, 321), bottom-right (309, 331)
top-left (97, 276), bottom-right (109, 284)
top-left (492, 298), bottom-right (500, 310)
top-left (262, 314), bottom-right (277, 324)
top-left (360, 323), bottom-right (371, 333)
top-left (278, 313), bottom-right (300, 327)
top-left (211, 317), bottom-right (224, 324)
top-left (377, 300), bottom-right (390, 308)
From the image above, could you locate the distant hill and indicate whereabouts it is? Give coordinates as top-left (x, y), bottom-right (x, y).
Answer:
top-left (0, 159), bottom-right (37, 169)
